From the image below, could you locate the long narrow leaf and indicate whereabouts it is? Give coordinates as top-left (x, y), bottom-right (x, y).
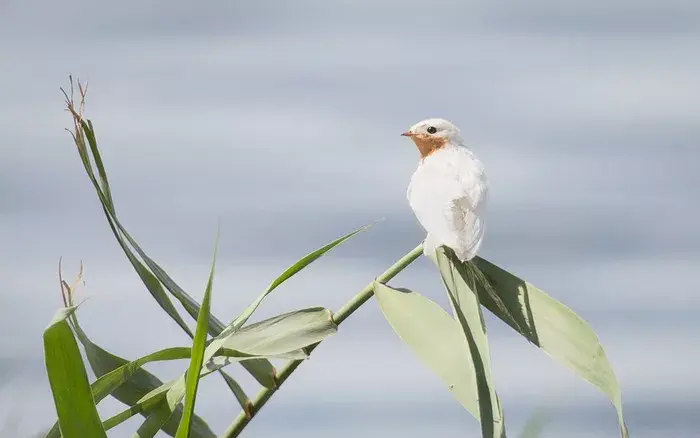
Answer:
top-left (135, 401), bottom-right (178, 438)
top-left (44, 326), bottom-right (215, 438)
top-left (202, 351), bottom-right (307, 376)
top-left (135, 254), bottom-right (276, 389)
top-left (104, 221), bottom-right (195, 337)
top-left (102, 379), bottom-right (177, 431)
top-left (373, 282), bottom-right (479, 418)
top-left (176, 238), bottom-right (217, 438)
top-left (204, 223), bottom-right (372, 371)
top-left (110, 211), bottom-right (276, 389)
top-left (88, 347), bottom-right (264, 406)
top-left (67, 108), bottom-right (270, 401)
top-left (101, 269), bottom-right (338, 433)
top-left (103, 376), bottom-right (186, 432)
top-left (221, 307), bottom-right (337, 357)
top-left (471, 257), bottom-right (628, 437)
top-left (132, 375), bottom-right (187, 438)
top-left (159, 306), bottom-right (338, 431)
top-left (78, 114), bottom-right (275, 390)
top-left (63, 85), bottom-right (370, 434)
top-left (74, 330), bottom-right (202, 432)
top-left (68, 112), bottom-right (192, 337)
top-left (85, 346), bottom-right (297, 435)
top-left (435, 248), bottom-right (505, 438)
top-left (216, 373), bottom-right (253, 419)
top-left (90, 347), bottom-right (190, 404)
top-left (161, 307), bottom-right (337, 429)
top-left (81, 118), bottom-right (114, 210)
top-left (222, 223), bottom-right (373, 338)
top-left (201, 306), bottom-right (338, 380)
top-left (43, 307), bottom-right (106, 438)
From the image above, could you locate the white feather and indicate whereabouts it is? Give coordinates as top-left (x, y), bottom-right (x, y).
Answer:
top-left (407, 143), bottom-right (488, 261)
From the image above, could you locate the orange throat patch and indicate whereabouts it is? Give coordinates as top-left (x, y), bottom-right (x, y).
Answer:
top-left (411, 135), bottom-right (449, 159)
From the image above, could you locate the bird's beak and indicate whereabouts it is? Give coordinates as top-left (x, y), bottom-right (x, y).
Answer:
top-left (401, 131), bottom-right (414, 137)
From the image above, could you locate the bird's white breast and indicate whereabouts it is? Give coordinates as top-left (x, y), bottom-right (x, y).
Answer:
top-left (407, 144), bottom-right (488, 260)
top-left (408, 145), bottom-right (487, 208)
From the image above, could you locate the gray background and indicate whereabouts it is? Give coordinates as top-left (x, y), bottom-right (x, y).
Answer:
top-left (1, 0), bottom-right (698, 436)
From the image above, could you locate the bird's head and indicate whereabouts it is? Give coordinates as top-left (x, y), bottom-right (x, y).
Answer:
top-left (402, 118), bottom-right (463, 159)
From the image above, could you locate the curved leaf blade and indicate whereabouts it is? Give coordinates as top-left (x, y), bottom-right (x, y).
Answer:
top-left (176, 239), bottom-right (217, 438)
top-left (215, 372), bottom-right (253, 419)
top-left (471, 256), bottom-right (628, 437)
top-left (88, 347), bottom-right (262, 406)
top-left (67, 106), bottom-right (274, 394)
top-left (223, 223), bottom-right (374, 337)
top-left (201, 224), bottom-right (372, 375)
top-left (67, 111), bottom-right (192, 337)
top-left (137, 253), bottom-right (276, 388)
top-left (83, 347), bottom-right (286, 435)
top-left (435, 248), bottom-right (506, 438)
top-left (131, 376), bottom-right (187, 438)
top-left (90, 347), bottom-right (190, 404)
top-left (373, 282), bottom-right (480, 419)
top-left (154, 307), bottom-right (338, 434)
top-left (221, 307), bottom-right (337, 357)
top-left (44, 331), bottom-right (216, 438)
top-left (134, 401), bottom-right (177, 438)
top-left (102, 379), bottom-right (178, 432)
top-left (43, 307), bottom-right (106, 438)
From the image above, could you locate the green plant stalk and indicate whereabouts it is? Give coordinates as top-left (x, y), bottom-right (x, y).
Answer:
top-left (220, 244), bottom-right (423, 437)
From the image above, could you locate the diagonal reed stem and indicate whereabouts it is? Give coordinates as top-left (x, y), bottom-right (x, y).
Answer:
top-left (220, 244), bottom-right (424, 437)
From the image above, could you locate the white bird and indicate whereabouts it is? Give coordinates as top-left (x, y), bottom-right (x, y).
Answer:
top-left (403, 118), bottom-right (488, 262)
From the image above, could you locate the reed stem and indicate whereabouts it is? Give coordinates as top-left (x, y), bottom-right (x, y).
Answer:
top-left (220, 244), bottom-right (424, 437)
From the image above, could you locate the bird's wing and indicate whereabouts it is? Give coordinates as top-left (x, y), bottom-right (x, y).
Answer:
top-left (449, 192), bottom-right (486, 260)
top-left (408, 151), bottom-right (487, 260)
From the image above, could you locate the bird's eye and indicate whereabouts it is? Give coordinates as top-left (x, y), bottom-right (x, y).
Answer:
top-left (426, 126), bottom-right (437, 134)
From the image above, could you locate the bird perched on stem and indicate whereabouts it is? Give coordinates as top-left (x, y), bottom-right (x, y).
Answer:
top-left (403, 118), bottom-right (521, 334)
top-left (403, 118), bottom-right (488, 262)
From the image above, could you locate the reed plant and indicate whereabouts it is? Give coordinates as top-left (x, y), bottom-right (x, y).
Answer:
top-left (41, 78), bottom-right (628, 438)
